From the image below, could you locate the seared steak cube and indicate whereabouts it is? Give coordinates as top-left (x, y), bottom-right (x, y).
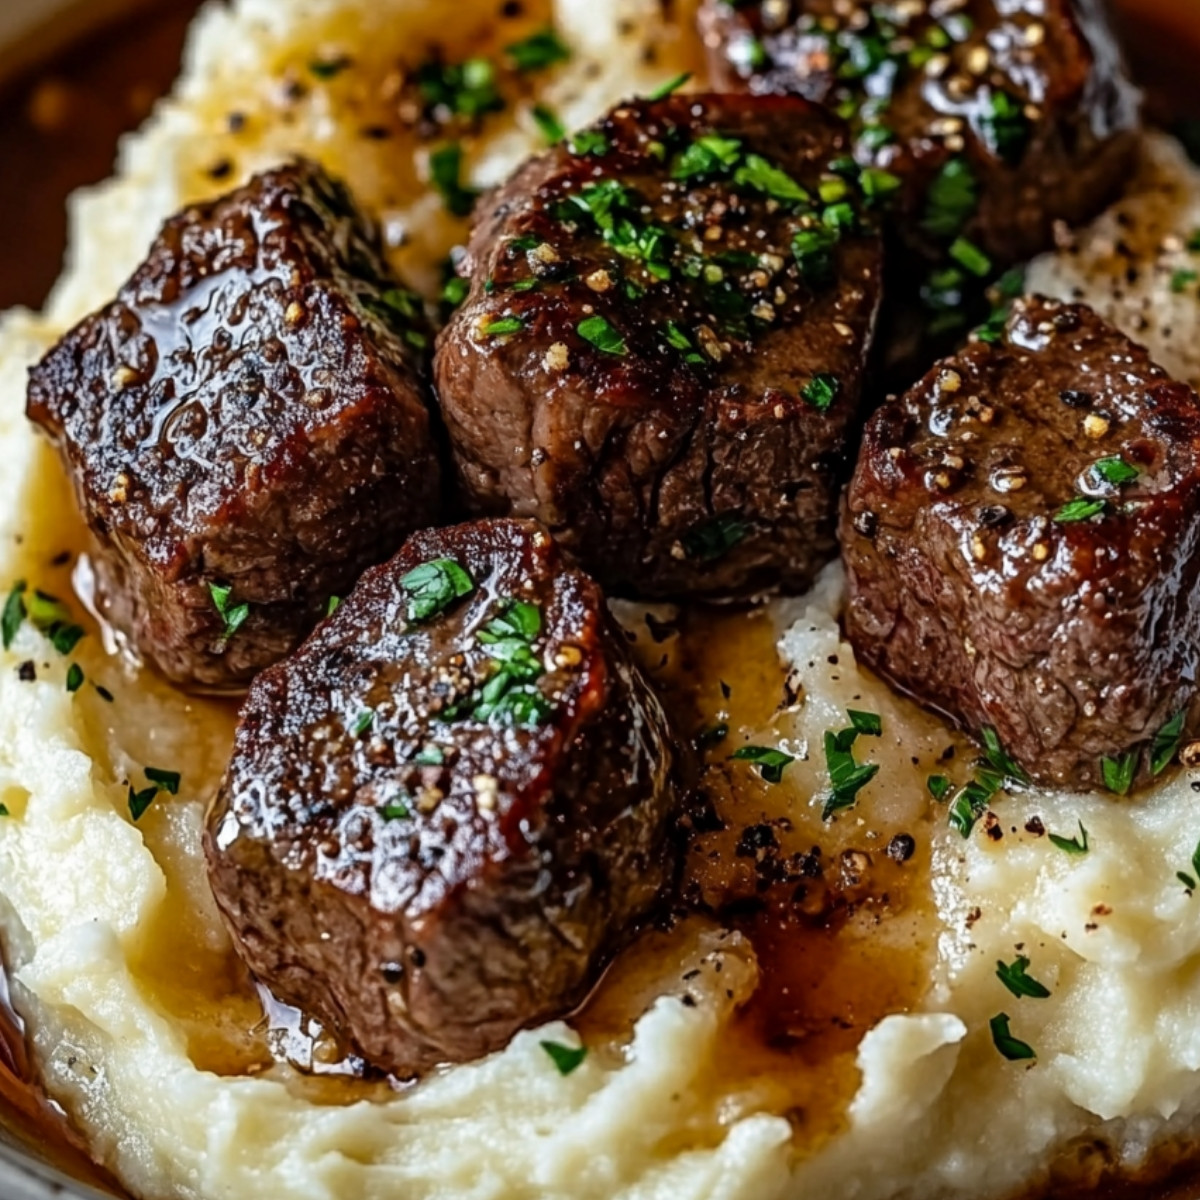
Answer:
top-left (27, 160), bottom-right (442, 691)
top-left (434, 93), bottom-right (883, 600)
top-left (205, 519), bottom-right (686, 1077)
top-left (699, 0), bottom-right (1140, 271)
top-left (841, 297), bottom-right (1200, 792)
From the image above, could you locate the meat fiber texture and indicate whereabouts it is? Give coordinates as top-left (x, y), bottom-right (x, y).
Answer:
top-left (6, 2), bottom-right (1200, 1199)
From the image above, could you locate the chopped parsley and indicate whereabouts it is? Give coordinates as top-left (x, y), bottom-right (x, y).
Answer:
top-left (664, 322), bottom-right (706, 366)
top-left (981, 90), bottom-right (1031, 165)
top-left (1152, 711), bottom-right (1186, 776)
top-left (0, 804), bottom-right (8, 818)
top-left (821, 711), bottom-right (882, 819)
top-left (401, 559), bottom-right (474, 623)
top-left (1101, 750), bottom-right (1137, 796)
top-left (995, 956), bottom-right (1051, 1000)
top-left (429, 143), bottom-right (479, 217)
top-left (127, 768), bottom-right (180, 822)
top-left (645, 72), bottom-right (692, 101)
top-left (353, 710), bottom-right (376, 736)
top-left (531, 103), bottom-right (565, 143)
top-left (414, 746), bottom-right (445, 766)
top-left (948, 770), bottom-right (1003, 838)
top-left (680, 515), bottom-right (747, 562)
top-left (1092, 456), bottom-right (1139, 487)
top-left (1178, 838), bottom-right (1200, 893)
top-left (801, 373), bottom-right (841, 412)
top-left (577, 315), bottom-right (627, 356)
top-left (415, 57), bottom-right (502, 121)
top-left (442, 274), bottom-right (470, 310)
top-left (922, 157), bottom-right (979, 241)
top-left (859, 167), bottom-right (902, 206)
top-left (989, 1012), bottom-right (1036, 1061)
top-left (949, 237), bottom-right (992, 278)
top-left (1171, 269), bottom-right (1198, 295)
top-left (672, 134), bottom-right (743, 181)
top-left (981, 726), bottom-right (1029, 787)
top-left (1048, 820), bottom-right (1090, 856)
top-left (381, 798), bottom-right (412, 821)
top-left (733, 154), bottom-right (809, 203)
top-left (848, 710), bottom-right (882, 736)
top-left (927, 774), bottom-right (951, 802)
top-left (326, 595), bottom-right (342, 617)
top-left (2, 582), bottom-right (25, 649)
top-left (482, 316), bottom-right (525, 337)
top-left (505, 28), bottom-right (571, 72)
top-left (1054, 497), bottom-right (1106, 524)
top-left (66, 663), bottom-right (84, 693)
top-left (975, 266), bottom-right (1026, 344)
top-left (209, 583), bottom-right (250, 645)
top-left (731, 745), bottom-right (796, 785)
top-left (792, 226), bottom-right (838, 287)
top-left (568, 129), bottom-right (609, 157)
top-left (540, 1040), bottom-right (587, 1075)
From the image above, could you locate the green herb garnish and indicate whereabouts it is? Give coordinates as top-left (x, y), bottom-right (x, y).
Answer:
top-left (792, 226), bottom-right (838, 287)
top-left (1092, 456), bottom-right (1139, 487)
top-left (981, 91), bottom-right (1031, 165)
top-left (1048, 821), bottom-right (1090, 856)
top-left (353, 710), bottom-right (376, 736)
top-left (989, 1012), bottom-right (1036, 1061)
top-left (1152, 711), bottom-right (1186, 776)
top-left (208, 583), bottom-right (249, 645)
top-left (664, 322), bottom-right (706, 366)
top-left (949, 237), bottom-right (992, 278)
top-left (2, 581), bottom-right (25, 650)
top-left (673, 134), bottom-right (742, 181)
top-left (731, 745), bottom-right (796, 785)
top-left (531, 104), bottom-right (565, 143)
top-left (922, 157), bottom-right (979, 241)
top-left (928, 774), bottom-right (951, 802)
top-left (1101, 750), bottom-right (1137, 796)
top-left (401, 559), bottom-right (475, 623)
top-left (415, 57), bottom-right (502, 121)
top-left (996, 956), bottom-right (1051, 1000)
top-left (733, 154), bottom-right (810, 203)
top-left (568, 129), bottom-right (609, 157)
top-left (1054, 497), bottom-right (1106, 524)
top-left (821, 714), bottom-right (881, 819)
top-left (801, 373), bottom-right (841, 412)
top-left (680, 515), bottom-right (747, 562)
top-left (540, 1040), bottom-right (587, 1075)
top-left (848, 710), bottom-right (882, 737)
top-left (381, 799), bottom-right (412, 821)
top-left (981, 726), bottom-right (1029, 786)
top-left (578, 315), bottom-right (627, 356)
top-left (505, 27), bottom-right (571, 72)
top-left (482, 316), bottom-right (525, 337)
top-left (145, 767), bottom-right (181, 795)
top-left (645, 72), bottom-right (692, 101)
top-left (430, 142), bottom-right (479, 217)
top-left (66, 663), bottom-right (84, 693)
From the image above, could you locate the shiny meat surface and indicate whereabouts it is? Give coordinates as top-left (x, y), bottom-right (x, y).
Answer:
top-left (699, 0), bottom-right (1140, 273)
top-left (205, 519), bottom-right (686, 1077)
top-left (841, 296), bottom-right (1200, 791)
top-left (435, 92), bottom-right (884, 600)
top-left (26, 159), bottom-right (442, 691)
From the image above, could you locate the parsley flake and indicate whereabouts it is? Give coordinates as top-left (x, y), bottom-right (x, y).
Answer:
top-left (401, 559), bottom-right (475, 623)
top-left (645, 72), bottom-right (692, 101)
top-left (577, 315), bottom-right (627, 356)
top-left (995, 955), bottom-right (1051, 1000)
top-left (482, 316), bottom-right (525, 337)
top-left (848, 710), bottom-right (882, 737)
top-left (66, 663), bottom-right (84, 693)
top-left (1172, 269), bottom-right (1198, 295)
top-left (208, 583), bottom-right (249, 645)
top-left (145, 768), bottom-right (181, 795)
top-left (2, 581), bottom-right (25, 650)
top-left (981, 726), bottom-right (1029, 786)
top-left (821, 717), bottom-right (881, 819)
top-left (733, 154), bottom-right (810, 203)
top-left (673, 134), bottom-right (742, 181)
top-left (1152, 711), bottom-right (1186, 776)
top-left (381, 799), bottom-right (412, 821)
top-left (505, 27), bottom-right (571, 72)
top-left (540, 1040), bottom-right (587, 1075)
top-left (1054, 497), bottom-right (1106, 524)
top-left (430, 143), bottom-right (479, 217)
top-left (353, 710), bottom-right (376, 736)
top-left (927, 774), bottom-right (951, 802)
top-left (326, 595), bottom-right (342, 617)
top-left (680, 515), bottom-right (747, 562)
top-left (731, 745), bottom-right (796, 785)
top-left (949, 237), bottom-right (992, 278)
top-left (1092, 456), bottom-right (1139, 487)
top-left (989, 1012), bottom-right (1036, 1061)
top-left (531, 104), bottom-right (565, 143)
top-left (981, 91), bottom-right (1031, 165)
top-left (801, 373), bottom-right (842, 412)
top-left (922, 157), bottom-right (979, 241)
top-left (1101, 750), bottom-right (1137, 796)
top-left (1048, 821), bottom-right (1090, 856)
top-left (568, 129), bottom-right (609, 157)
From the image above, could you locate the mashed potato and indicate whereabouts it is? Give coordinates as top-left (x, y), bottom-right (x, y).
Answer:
top-left (6, 2), bottom-right (1200, 1198)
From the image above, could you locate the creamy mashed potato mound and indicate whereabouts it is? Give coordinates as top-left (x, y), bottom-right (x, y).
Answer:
top-left (6, 3), bottom-right (1200, 1198)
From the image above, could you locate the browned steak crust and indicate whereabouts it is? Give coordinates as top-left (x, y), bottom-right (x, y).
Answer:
top-left (27, 159), bottom-right (442, 691)
top-left (205, 519), bottom-right (686, 1077)
top-left (841, 297), bottom-right (1200, 792)
top-left (435, 92), bottom-right (884, 600)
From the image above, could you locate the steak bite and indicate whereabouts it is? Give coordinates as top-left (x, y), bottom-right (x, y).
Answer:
top-left (699, 0), bottom-right (1140, 271)
top-left (434, 93), bottom-right (884, 600)
top-left (205, 519), bottom-right (685, 1078)
top-left (841, 296), bottom-right (1200, 793)
top-left (26, 160), bottom-right (442, 691)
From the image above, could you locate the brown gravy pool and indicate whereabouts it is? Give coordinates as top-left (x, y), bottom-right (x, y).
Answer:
top-left (3, 0), bottom-right (1200, 1197)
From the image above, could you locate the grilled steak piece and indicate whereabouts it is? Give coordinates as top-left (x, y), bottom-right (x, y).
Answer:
top-left (434, 92), bottom-right (884, 600)
top-left (698, 0), bottom-right (1140, 273)
top-left (205, 518), bottom-right (685, 1077)
top-left (841, 296), bottom-right (1200, 793)
top-left (27, 160), bottom-right (442, 691)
